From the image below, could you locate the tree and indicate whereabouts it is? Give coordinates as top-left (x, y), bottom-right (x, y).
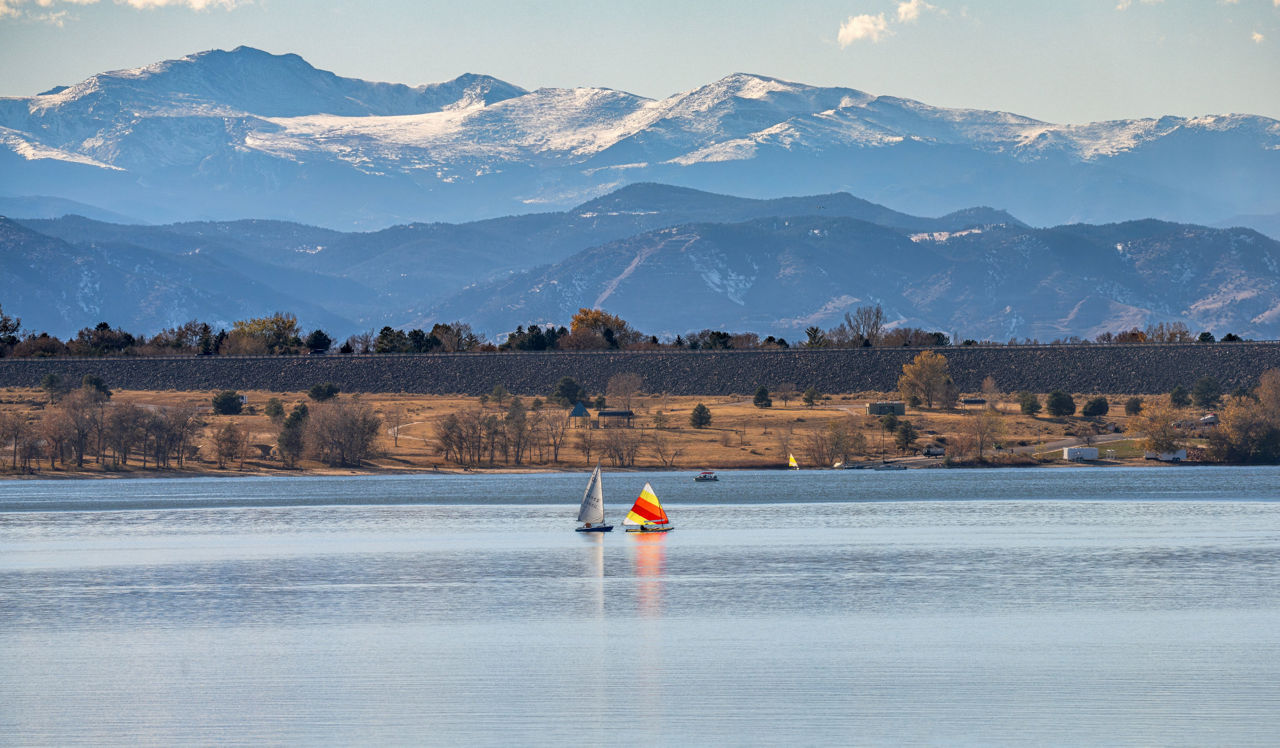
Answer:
top-left (1125, 397), bottom-right (1143, 416)
top-left (898, 350), bottom-right (956, 409)
top-left (564, 308), bottom-right (641, 349)
top-left (1133, 405), bottom-right (1180, 455)
top-left (0, 303), bottom-right (20, 353)
top-left (1198, 331), bottom-right (1216, 343)
top-left (0, 411), bottom-right (32, 470)
top-left (802, 387), bottom-right (821, 407)
top-left (775, 382), bottom-right (797, 407)
top-left (1018, 391), bottom-right (1041, 416)
top-left (753, 386), bottom-right (772, 409)
top-left (305, 329), bottom-right (333, 352)
top-left (211, 390), bottom-right (243, 415)
top-left (387, 404), bottom-right (405, 447)
top-left (488, 384), bottom-right (510, 408)
top-left (804, 326), bottom-right (828, 348)
top-left (308, 382), bottom-right (341, 402)
top-left (606, 373), bottom-right (644, 410)
top-left (264, 398), bottom-right (285, 422)
top-left (845, 304), bottom-right (884, 346)
top-left (212, 422), bottom-right (245, 469)
top-left (306, 398), bottom-right (381, 467)
top-left (690, 403), bottom-right (712, 429)
top-left (1192, 376), bottom-right (1221, 409)
top-left (574, 427), bottom-right (596, 465)
top-left (552, 377), bottom-right (586, 406)
top-left (1170, 385), bottom-right (1191, 408)
top-left (649, 430), bottom-right (683, 468)
top-left (40, 373), bottom-right (70, 402)
top-left (894, 421), bottom-right (918, 454)
top-left (226, 312), bottom-right (302, 355)
top-left (1081, 396), bottom-right (1110, 418)
top-left (965, 409), bottom-right (1004, 461)
top-left (1046, 390), bottom-right (1075, 417)
top-left (82, 374), bottom-right (111, 400)
top-left (981, 376), bottom-right (1002, 408)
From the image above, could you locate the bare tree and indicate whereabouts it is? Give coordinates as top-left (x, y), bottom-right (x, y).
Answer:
top-left (649, 429), bottom-right (683, 468)
top-left (58, 388), bottom-right (100, 468)
top-left (981, 376), bottom-right (1002, 409)
top-left (212, 422), bottom-right (245, 469)
top-left (846, 304), bottom-right (885, 346)
top-left (104, 403), bottom-right (147, 467)
top-left (607, 373), bottom-right (645, 411)
top-left (0, 411), bottom-right (32, 471)
top-left (542, 412), bottom-right (570, 464)
top-left (575, 427), bottom-right (596, 466)
top-left (388, 404), bottom-right (406, 447)
top-left (603, 428), bottom-right (641, 467)
top-left (307, 398), bottom-right (382, 467)
top-left (39, 409), bottom-right (72, 469)
top-left (964, 409), bottom-right (1004, 461)
top-left (775, 382), bottom-right (797, 407)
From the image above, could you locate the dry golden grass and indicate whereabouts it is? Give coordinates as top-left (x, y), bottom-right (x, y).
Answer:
top-left (0, 386), bottom-right (1184, 478)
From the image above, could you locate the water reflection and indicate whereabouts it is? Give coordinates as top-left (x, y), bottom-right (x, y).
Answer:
top-left (631, 533), bottom-right (666, 618)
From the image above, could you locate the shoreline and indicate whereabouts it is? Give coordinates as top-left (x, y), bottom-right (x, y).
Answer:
top-left (0, 457), bottom-right (1200, 481)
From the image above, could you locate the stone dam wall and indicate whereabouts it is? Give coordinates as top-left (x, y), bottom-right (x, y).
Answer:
top-left (1, 344), bottom-right (1277, 396)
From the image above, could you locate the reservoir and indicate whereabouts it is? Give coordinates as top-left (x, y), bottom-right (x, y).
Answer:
top-left (3, 467), bottom-right (1279, 745)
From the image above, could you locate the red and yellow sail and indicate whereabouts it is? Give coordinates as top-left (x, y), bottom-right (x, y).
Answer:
top-left (624, 482), bottom-right (669, 526)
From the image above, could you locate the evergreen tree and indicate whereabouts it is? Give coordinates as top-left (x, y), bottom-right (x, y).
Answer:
top-left (753, 386), bottom-right (772, 408)
top-left (1046, 390), bottom-right (1075, 417)
top-left (689, 403), bottom-right (712, 429)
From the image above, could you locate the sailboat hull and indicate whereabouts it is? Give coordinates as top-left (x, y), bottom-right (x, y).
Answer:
top-left (576, 525), bottom-right (614, 532)
top-left (625, 525), bottom-right (674, 533)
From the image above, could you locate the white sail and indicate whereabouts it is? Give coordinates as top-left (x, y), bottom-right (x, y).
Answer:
top-left (577, 466), bottom-right (605, 524)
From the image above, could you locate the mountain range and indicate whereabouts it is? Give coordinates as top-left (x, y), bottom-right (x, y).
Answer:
top-left (4, 183), bottom-right (1279, 343)
top-left (2, 46), bottom-right (1278, 231)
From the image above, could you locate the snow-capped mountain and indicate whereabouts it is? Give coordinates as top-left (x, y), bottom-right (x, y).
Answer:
top-left (1, 47), bottom-right (1277, 229)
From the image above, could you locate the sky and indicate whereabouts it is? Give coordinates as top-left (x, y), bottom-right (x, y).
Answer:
top-left (0, 0), bottom-right (1277, 123)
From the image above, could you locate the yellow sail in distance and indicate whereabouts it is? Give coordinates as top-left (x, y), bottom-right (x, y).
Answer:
top-left (788, 453), bottom-right (799, 469)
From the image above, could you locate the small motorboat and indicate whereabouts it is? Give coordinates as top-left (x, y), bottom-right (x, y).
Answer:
top-left (694, 471), bottom-right (718, 482)
top-left (872, 462), bottom-right (908, 471)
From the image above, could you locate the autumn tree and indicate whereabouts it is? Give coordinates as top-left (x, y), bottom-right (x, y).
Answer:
top-left (897, 350), bottom-right (957, 409)
top-left (1132, 405), bottom-right (1181, 455)
top-left (562, 308), bottom-right (642, 349)
top-left (225, 312), bottom-right (302, 355)
top-left (306, 398), bottom-right (381, 467)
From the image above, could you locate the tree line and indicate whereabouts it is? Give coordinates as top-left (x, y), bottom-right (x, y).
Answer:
top-left (0, 304), bottom-right (1253, 360)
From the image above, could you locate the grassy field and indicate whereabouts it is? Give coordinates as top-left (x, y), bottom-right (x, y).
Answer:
top-left (0, 386), bottom-right (1198, 478)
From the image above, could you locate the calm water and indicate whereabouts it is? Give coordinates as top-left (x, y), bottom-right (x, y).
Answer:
top-left (2, 467), bottom-right (1279, 746)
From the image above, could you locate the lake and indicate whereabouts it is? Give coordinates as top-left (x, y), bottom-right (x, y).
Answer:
top-left (2, 467), bottom-right (1279, 745)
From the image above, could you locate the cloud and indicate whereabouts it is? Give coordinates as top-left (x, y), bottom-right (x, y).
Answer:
top-left (838, 13), bottom-right (891, 45)
top-left (118, 0), bottom-right (243, 8)
top-left (896, 0), bottom-right (935, 23)
top-left (1254, 31), bottom-right (1266, 43)
top-left (1, 0), bottom-right (244, 22)
top-left (1115, 0), bottom-right (1164, 9)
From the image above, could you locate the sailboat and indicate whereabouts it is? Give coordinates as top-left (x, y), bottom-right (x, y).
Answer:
top-left (788, 453), bottom-right (800, 469)
top-left (575, 465), bottom-right (613, 532)
top-left (623, 482), bottom-right (674, 533)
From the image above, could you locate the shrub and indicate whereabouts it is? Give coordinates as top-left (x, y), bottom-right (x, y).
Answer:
top-left (1081, 396), bottom-right (1109, 418)
top-left (211, 390), bottom-right (243, 415)
top-left (1018, 391), bottom-right (1041, 416)
top-left (1124, 397), bottom-right (1143, 416)
top-left (1170, 385), bottom-right (1190, 408)
top-left (1046, 390), bottom-right (1075, 417)
top-left (753, 386), bottom-right (772, 408)
top-left (308, 382), bottom-right (341, 402)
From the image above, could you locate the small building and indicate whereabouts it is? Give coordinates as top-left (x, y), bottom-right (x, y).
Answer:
top-left (922, 445), bottom-right (946, 457)
top-left (597, 409), bottom-right (634, 428)
top-left (960, 397), bottom-right (987, 409)
top-left (568, 401), bottom-right (591, 428)
top-left (866, 401), bottom-right (906, 416)
top-left (1145, 448), bottom-right (1187, 462)
top-left (1064, 446), bottom-right (1099, 461)
top-left (1199, 413), bottom-right (1219, 426)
